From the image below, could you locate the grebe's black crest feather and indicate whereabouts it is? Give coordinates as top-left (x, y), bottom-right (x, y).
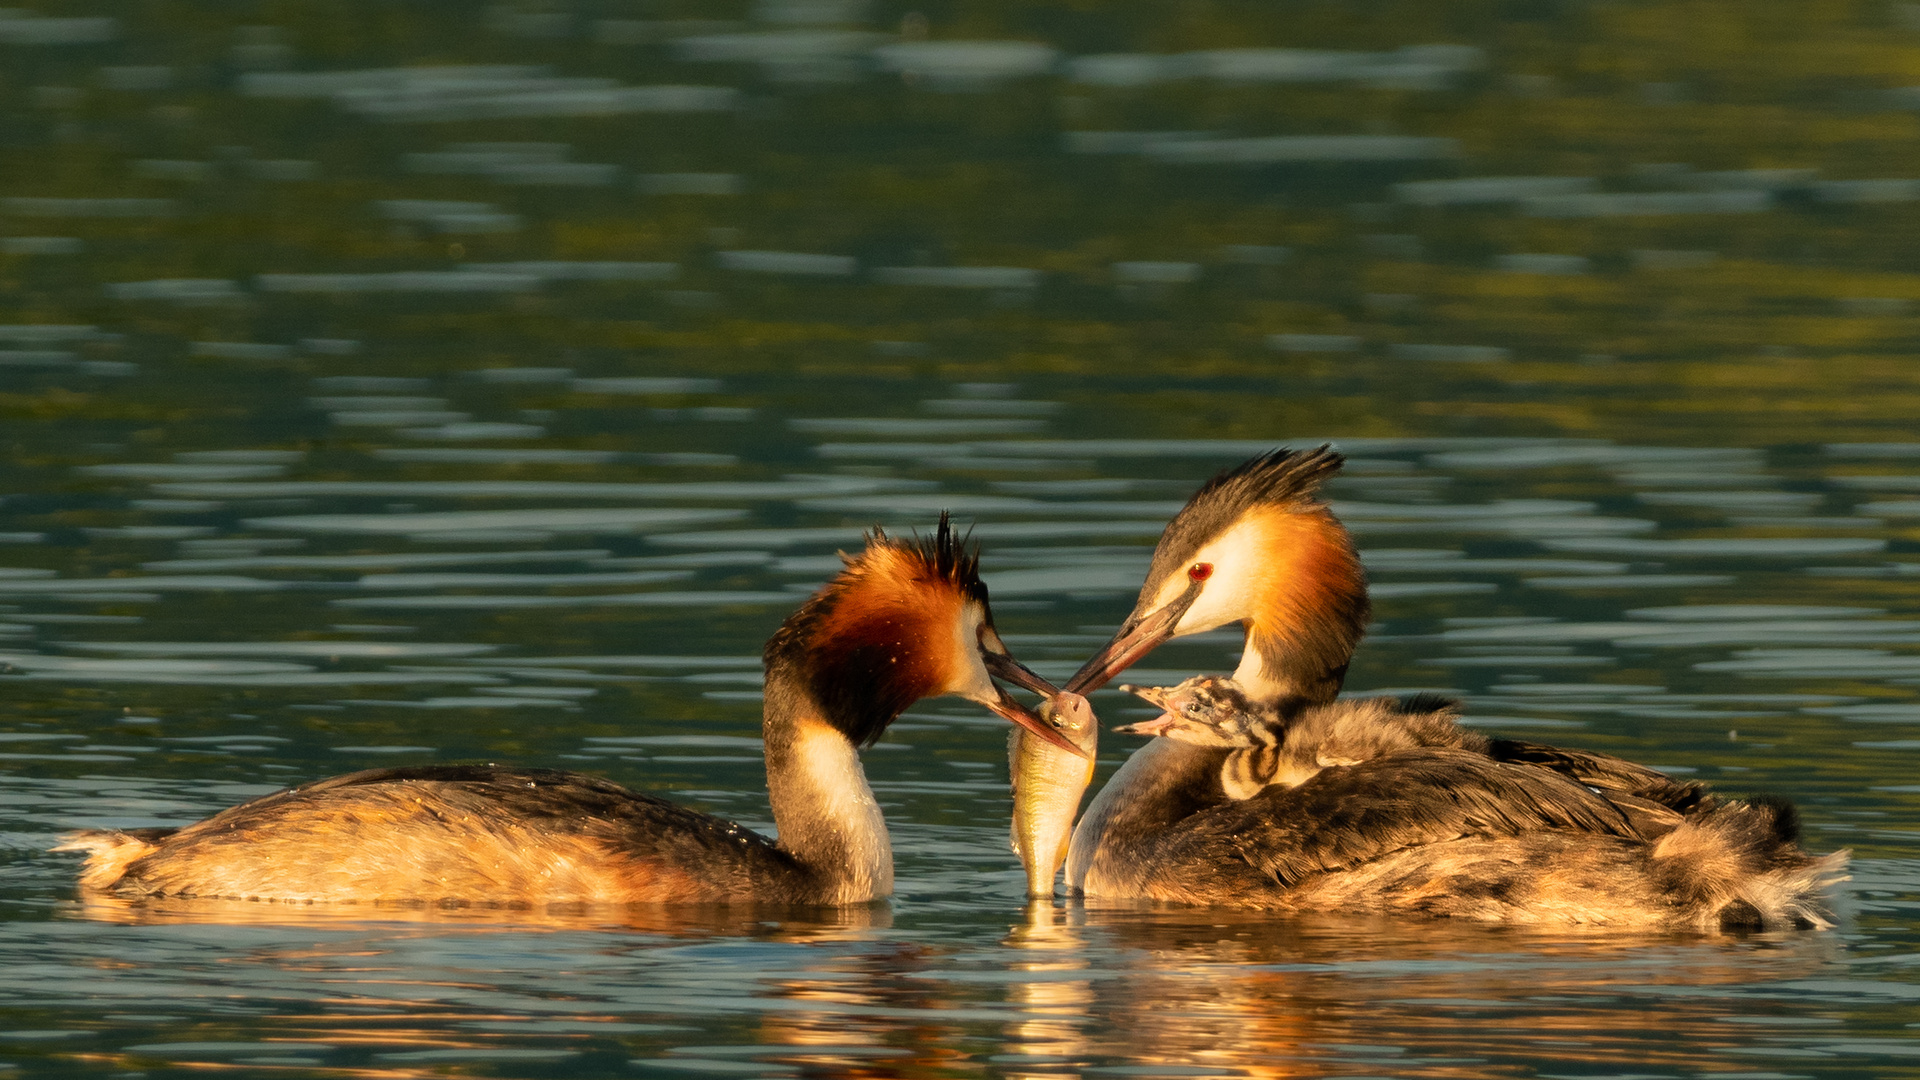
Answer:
top-left (901, 511), bottom-right (986, 600)
top-left (1143, 445), bottom-right (1345, 589)
top-left (764, 513), bottom-right (985, 748)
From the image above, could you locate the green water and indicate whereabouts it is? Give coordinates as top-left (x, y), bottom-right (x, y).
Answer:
top-left (3, 0), bottom-right (1919, 1076)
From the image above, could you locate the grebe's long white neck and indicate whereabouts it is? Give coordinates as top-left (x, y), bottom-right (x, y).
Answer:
top-left (755, 515), bottom-right (1084, 903)
top-left (1063, 736), bottom-right (1221, 896)
top-left (762, 673), bottom-right (892, 904)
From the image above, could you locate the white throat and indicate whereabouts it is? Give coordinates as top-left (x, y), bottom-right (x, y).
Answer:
top-left (767, 717), bottom-right (893, 904)
top-left (1230, 641), bottom-right (1270, 692)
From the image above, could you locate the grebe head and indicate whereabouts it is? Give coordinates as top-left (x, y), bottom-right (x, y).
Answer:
top-left (765, 514), bottom-right (1083, 756)
top-left (1066, 447), bottom-right (1368, 704)
top-left (1114, 676), bottom-right (1279, 748)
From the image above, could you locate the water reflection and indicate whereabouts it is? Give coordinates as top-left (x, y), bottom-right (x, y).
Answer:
top-left (18, 901), bottom-right (902, 1076)
top-left (1001, 902), bottom-right (1095, 1076)
top-left (3, 881), bottom-right (1907, 1078)
top-left (991, 904), bottom-right (1858, 1079)
top-left (57, 901), bottom-right (1846, 1079)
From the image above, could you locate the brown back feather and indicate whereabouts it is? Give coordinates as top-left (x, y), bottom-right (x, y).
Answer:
top-left (1486, 738), bottom-right (1715, 814)
top-left (106, 766), bottom-right (810, 904)
top-left (1146, 749), bottom-right (1639, 893)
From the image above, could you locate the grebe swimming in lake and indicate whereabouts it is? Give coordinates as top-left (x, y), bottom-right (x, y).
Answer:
top-left (1010, 448), bottom-right (1845, 930)
top-left (62, 516), bottom-right (1082, 908)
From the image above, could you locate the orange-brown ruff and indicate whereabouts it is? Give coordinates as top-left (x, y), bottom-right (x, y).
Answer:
top-left (1052, 449), bottom-right (1848, 931)
top-left (59, 517), bottom-right (1047, 908)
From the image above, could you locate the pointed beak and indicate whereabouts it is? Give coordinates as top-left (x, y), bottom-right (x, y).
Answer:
top-left (984, 647), bottom-right (1062, 698)
top-left (984, 686), bottom-right (1090, 760)
top-left (1113, 714), bottom-right (1177, 737)
top-left (972, 626), bottom-right (1085, 757)
top-left (1063, 578), bottom-right (1205, 695)
top-left (1115, 685), bottom-right (1179, 735)
top-left (1118, 683), bottom-right (1171, 708)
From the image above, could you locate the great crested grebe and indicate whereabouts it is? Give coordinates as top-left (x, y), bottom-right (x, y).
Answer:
top-left (60, 517), bottom-right (1082, 908)
top-left (1009, 448), bottom-right (1846, 929)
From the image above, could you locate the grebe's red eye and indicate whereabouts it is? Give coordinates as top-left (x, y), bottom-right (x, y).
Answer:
top-left (1188, 562), bottom-right (1214, 582)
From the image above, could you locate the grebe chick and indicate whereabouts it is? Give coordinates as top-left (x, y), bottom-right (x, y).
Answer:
top-left (1117, 676), bottom-right (1716, 832)
top-left (59, 516), bottom-right (1083, 908)
top-left (1115, 675), bottom-right (1724, 839)
top-left (1032, 448), bottom-right (1846, 930)
top-left (1117, 677), bottom-right (1466, 799)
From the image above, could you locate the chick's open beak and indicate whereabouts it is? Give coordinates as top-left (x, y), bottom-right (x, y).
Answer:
top-left (1113, 714), bottom-right (1177, 737)
top-left (1119, 683), bottom-right (1171, 708)
top-left (1113, 684), bottom-right (1178, 737)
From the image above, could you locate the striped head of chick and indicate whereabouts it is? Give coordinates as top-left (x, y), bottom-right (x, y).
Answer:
top-left (1115, 675), bottom-right (1281, 748)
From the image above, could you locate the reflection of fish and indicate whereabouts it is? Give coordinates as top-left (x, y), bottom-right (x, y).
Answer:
top-left (1010, 692), bottom-right (1098, 898)
top-left (59, 517), bottom-right (1081, 908)
top-left (1048, 448), bottom-right (1847, 930)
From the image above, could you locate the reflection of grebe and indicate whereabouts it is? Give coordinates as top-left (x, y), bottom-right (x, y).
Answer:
top-left (61, 518), bottom-right (1080, 908)
top-left (1021, 449), bottom-right (1846, 930)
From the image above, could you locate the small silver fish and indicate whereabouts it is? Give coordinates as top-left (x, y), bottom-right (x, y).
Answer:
top-left (1009, 692), bottom-right (1099, 898)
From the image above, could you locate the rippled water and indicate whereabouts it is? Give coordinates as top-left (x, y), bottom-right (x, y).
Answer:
top-left (5, 1), bottom-right (1920, 1076)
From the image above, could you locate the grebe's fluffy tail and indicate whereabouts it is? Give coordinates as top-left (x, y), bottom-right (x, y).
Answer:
top-left (1650, 798), bottom-right (1850, 931)
top-left (53, 829), bottom-right (174, 893)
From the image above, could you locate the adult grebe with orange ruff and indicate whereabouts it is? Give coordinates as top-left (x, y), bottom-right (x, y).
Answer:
top-left (61, 517), bottom-right (1082, 908)
top-left (1011, 449), bottom-right (1846, 930)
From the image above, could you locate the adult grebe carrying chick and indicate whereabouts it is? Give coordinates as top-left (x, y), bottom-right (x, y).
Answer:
top-left (1011, 448), bottom-right (1846, 930)
top-left (61, 516), bottom-right (1083, 908)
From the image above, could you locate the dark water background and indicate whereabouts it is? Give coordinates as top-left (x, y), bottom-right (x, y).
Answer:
top-left (4, 0), bottom-right (1920, 1076)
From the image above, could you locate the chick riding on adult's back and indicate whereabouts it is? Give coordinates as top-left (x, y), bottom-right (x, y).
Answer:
top-left (1011, 448), bottom-right (1846, 930)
